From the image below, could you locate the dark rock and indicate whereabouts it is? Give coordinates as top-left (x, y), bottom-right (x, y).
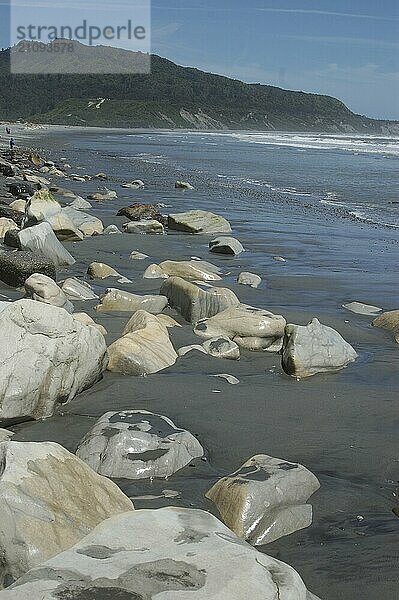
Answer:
top-left (7, 182), bottom-right (35, 198)
top-left (0, 251), bottom-right (56, 288)
top-left (117, 203), bottom-right (166, 224)
top-left (0, 206), bottom-right (25, 228)
top-left (4, 229), bottom-right (21, 249)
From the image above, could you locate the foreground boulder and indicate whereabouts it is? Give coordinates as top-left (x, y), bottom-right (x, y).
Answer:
top-left (0, 251), bottom-right (56, 288)
top-left (372, 310), bottom-right (399, 343)
top-left (0, 507), bottom-right (321, 599)
top-left (145, 259), bottom-right (222, 282)
top-left (24, 274), bottom-right (74, 313)
top-left (209, 236), bottom-right (244, 255)
top-left (0, 440), bottom-right (133, 588)
top-left (96, 288), bottom-right (168, 314)
top-left (194, 304), bottom-right (286, 352)
top-left (77, 409), bottom-right (203, 478)
top-left (206, 455), bottom-right (320, 546)
top-left (18, 222), bottom-right (75, 267)
top-left (0, 300), bottom-right (107, 424)
top-left (160, 277), bottom-right (239, 323)
top-left (107, 310), bottom-right (177, 375)
top-left (282, 318), bottom-right (358, 378)
top-left (168, 210), bottom-right (232, 234)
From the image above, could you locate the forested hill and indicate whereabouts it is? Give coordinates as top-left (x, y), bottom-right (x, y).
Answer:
top-left (0, 41), bottom-right (397, 132)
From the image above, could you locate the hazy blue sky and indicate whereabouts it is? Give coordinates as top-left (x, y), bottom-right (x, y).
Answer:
top-left (1, 0), bottom-right (398, 119)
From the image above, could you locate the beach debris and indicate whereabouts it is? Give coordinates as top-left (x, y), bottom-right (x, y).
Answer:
top-left (282, 318), bottom-right (358, 378)
top-left (211, 373), bottom-right (240, 385)
top-left (206, 454), bottom-right (320, 546)
top-left (123, 219), bottom-right (165, 234)
top-left (96, 288), bottom-right (168, 314)
top-left (237, 271), bottom-right (261, 288)
top-left (372, 310), bottom-right (399, 343)
top-left (343, 301), bottom-right (382, 316)
top-left (209, 236), bottom-right (244, 255)
top-left (24, 273), bottom-right (74, 314)
top-left (168, 209), bottom-right (231, 234)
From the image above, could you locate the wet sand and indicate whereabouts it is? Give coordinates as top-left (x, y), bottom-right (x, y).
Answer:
top-left (2, 125), bottom-right (399, 600)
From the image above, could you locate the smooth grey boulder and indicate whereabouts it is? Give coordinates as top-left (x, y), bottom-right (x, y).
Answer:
top-left (68, 196), bottom-right (92, 210)
top-left (121, 179), bottom-right (144, 189)
top-left (77, 409), bottom-right (203, 479)
top-left (61, 278), bottom-right (98, 301)
top-left (0, 507), bottom-right (321, 600)
top-left (18, 222), bottom-right (75, 267)
top-left (96, 288), bottom-right (168, 314)
top-left (209, 236), bottom-right (244, 255)
top-left (343, 301), bottom-right (382, 316)
top-left (103, 224), bottom-right (122, 235)
top-left (206, 454), bottom-right (320, 546)
top-left (45, 211), bottom-right (84, 242)
top-left (168, 210), bottom-right (232, 234)
top-left (160, 276), bottom-right (239, 323)
top-left (145, 259), bottom-right (222, 282)
top-left (0, 250), bottom-right (56, 287)
top-left (24, 274), bottom-right (74, 313)
top-left (107, 310), bottom-right (177, 376)
top-left (282, 318), bottom-right (358, 378)
top-left (238, 271), bottom-right (261, 288)
top-left (194, 304), bottom-right (286, 352)
top-left (0, 300), bottom-right (108, 424)
top-left (62, 206), bottom-right (103, 236)
top-left (123, 219), bottom-right (165, 234)
top-left (372, 310), bottom-right (399, 343)
top-left (0, 440), bottom-right (133, 588)
top-left (87, 261), bottom-right (122, 280)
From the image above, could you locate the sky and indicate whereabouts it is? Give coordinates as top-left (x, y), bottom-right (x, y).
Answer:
top-left (0, 0), bottom-right (398, 119)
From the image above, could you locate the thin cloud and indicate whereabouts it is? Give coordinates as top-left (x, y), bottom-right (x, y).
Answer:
top-left (282, 34), bottom-right (399, 49)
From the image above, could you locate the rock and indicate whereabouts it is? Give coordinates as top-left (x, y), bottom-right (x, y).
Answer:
top-left (117, 203), bottom-right (165, 223)
top-left (282, 318), bottom-right (358, 378)
top-left (0, 506), bottom-right (321, 599)
top-left (130, 250), bottom-right (149, 260)
top-left (77, 409), bottom-right (202, 478)
top-left (143, 263), bottom-right (168, 279)
top-left (7, 182), bottom-right (34, 198)
top-left (212, 373), bottom-right (240, 385)
top-left (146, 259), bottom-right (222, 282)
top-left (0, 218), bottom-right (18, 239)
top-left (168, 210), bottom-right (231, 234)
top-left (3, 229), bottom-right (21, 249)
top-left (46, 211), bottom-right (84, 242)
top-left (209, 236), bottom-right (244, 255)
top-left (26, 188), bottom-right (62, 224)
top-left (178, 344), bottom-right (207, 357)
top-left (0, 251), bottom-right (56, 288)
top-left (156, 314), bottom-right (181, 329)
top-left (68, 196), bottom-right (92, 210)
top-left (24, 274), bottom-right (74, 313)
top-left (121, 179), bottom-right (144, 189)
top-left (343, 301), bottom-right (382, 316)
top-left (203, 336), bottom-right (240, 359)
top-left (238, 271), bottom-right (261, 288)
top-left (160, 277), bottom-right (239, 324)
top-left (95, 172), bottom-right (108, 180)
top-left (73, 313), bottom-right (107, 336)
top-left (0, 440), bottom-right (133, 587)
top-left (9, 200), bottom-right (26, 213)
top-left (107, 310), bottom-right (178, 375)
top-left (175, 180), bottom-right (194, 189)
top-left (0, 428), bottom-right (14, 442)
top-left (87, 189), bottom-right (117, 201)
top-left (95, 288), bottom-right (168, 314)
top-left (87, 261), bottom-right (121, 280)
top-left (0, 300), bottom-right (107, 423)
top-left (18, 222), bottom-right (75, 267)
top-left (194, 304), bottom-right (286, 352)
top-left (61, 278), bottom-right (98, 301)
top-left (0, 206), bottom-right (24, 228)
top-left (372, 310), bottom-right (399, 343)
top-left (103, 224), bottom-right (122, 235)
top-left (22, 172), bottom-right (50, 186)
top-left (273, 256), bottom-right (287, 262)
top-left (62, 206), bottom-right (104, 236)
top-left (123, 219), bottom-right (165, 234)
top-left (206, 454), bottom-right (320, 546)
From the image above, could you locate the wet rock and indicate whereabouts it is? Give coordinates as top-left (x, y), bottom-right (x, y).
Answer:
top-left (145, 259), bottom-right (222, 282)
top-left (372, 310), bottom-right (399, 343)
top-left (168, 210), bottom-right (231, 234)
top-left (238, 271), bottom-right (261, 288)
top-left (77, 409), bottom-right (202, 478)
top-left (212, 373), bottom-right (240, 385)
top-left (203, 336), bottom-right (240, 359)
top-left (88, 261), bottom-right (122, 280)
top-left (194, 304), bottom-right (286, 352)
top-left (0, 440), bottom-right (133, 588)
top-left (68, 196), bottom-right (92, 210)
top-left (130, 250), bottom-right (149, 260)
top-left (0, 218), bottom-right (18, 239)
top-left (73, 313), bottom-right (107, 336)
top-left (95, 172), bottom-right (108, 180)
top-left (121, 179), bottom-right (144, 189)
top-left (18, 222), bottom-right (75, 267)
top-left (175, 180), bottom-right (194, 189)
top-left (178, 344), bottom-right (207, 357)
top-left (206, 454), bottom-right (320, 546)
top-left (103, 224), bottom-right (122, 235)
top-left (62, 206), bottom-right (104, 236)
top-left (0, 507), bottom-right (321, 600)
top-left (117, 203), bottom-right (165, 223)
top-left (0, 300), bottom-right (107, 423)
top-left (96, 288), bottom-right (168, 314)
top-left (209, 236), bottom-right (244, 255)
top-left (343, 301), bottom-right (382, 316)
top-left (0, 251), bottom-right (56, 287)
top-left (273, 256), bottom-right (287, 262)
top-left (61, 278), bottom-right (98, 301)
top-left (123, 219), bottom-right (165, 234)
top-left (282, 318), bottom-right (358, 378)
top-left (160, 276), bottom-right (239, 324)
top-left (143, 263), bottom-right (168, 279)
top-left (24, 274), bottom-right (74, 313)
top-left (87, 189), bottom-right (117, 201)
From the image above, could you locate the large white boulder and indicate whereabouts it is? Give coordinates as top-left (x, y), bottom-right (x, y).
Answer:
top-left (0, 507), bottom-right (321, 599)
top-left (107, 310), bottom-right (177, 375)
top-left (26, 188), bottom-right (62, 224)
top-left (282, 318), bottom-right (358, 378)
top-left (206, 454), bottom-right (320, 546)
top-left (194, 304), bottom-right (286, 352)
top-left (24, 273), bottom-right (74, 313)
top-left (0, 300), bottom-right (108, 424)
top-left (18, 222), bottom-right (75, 267)
top-left (96, 288), bottom-right (168, 314)
top-left (168, 210), bottom-right (232, 234)
top-left (0, 440), bottom-right (133, 588)
top-left (45, 211), bottom-right (84, 242)
top-left (77, 409), bottom-right (203, 479)
top-left (160, 277), bottom-right (239, 323)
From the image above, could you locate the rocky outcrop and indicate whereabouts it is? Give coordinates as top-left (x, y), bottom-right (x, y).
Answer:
top-left (77, 409), bottom-right (203, 478)
top-left (24, 273), bottom-right (74, 313)
top-left (372, 310), bottom-right (399, 343)
top-left (194, 304), bottom-right (286, 352)
top-left (160, 277), bottom-right (239, 323)
top-left (209, 236), bottom-right (244, 255)
top-left (0, 440), bottom-right (133, 588)
top-left (168, 210), bottom-right (232, 234)
top-left (96, 288), bottom-right (168, 314)
top-left (18, 222), bottom-right (75, 267)
top-left (0, 300), bottom-right (107, 424)
top-left (206, 454), bottom-right (320, 546)
top-left (0, 251), bottom-right (56, 288)
top-left (282, 318), bottom-right (358, 378)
